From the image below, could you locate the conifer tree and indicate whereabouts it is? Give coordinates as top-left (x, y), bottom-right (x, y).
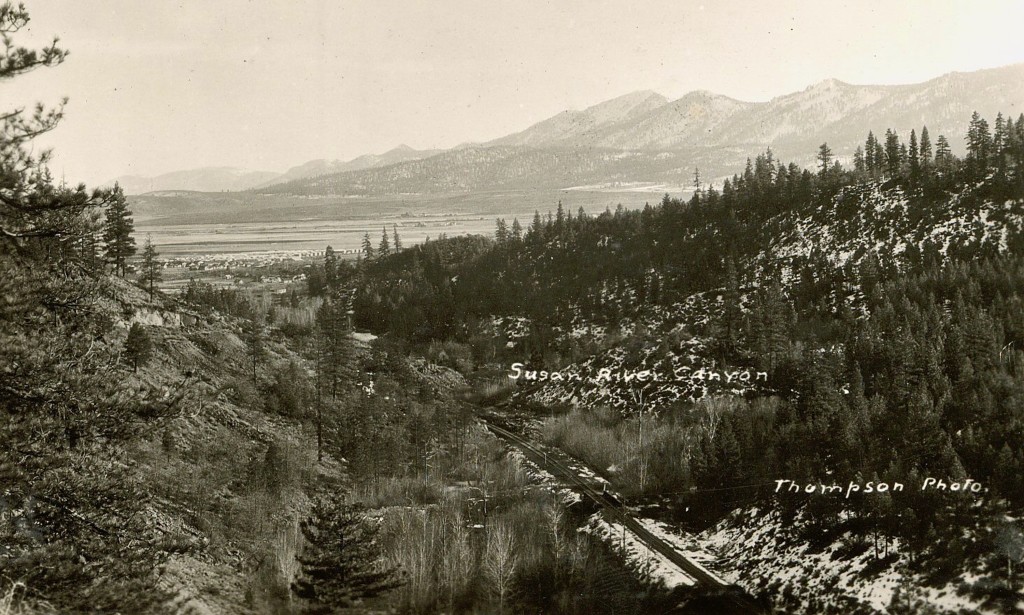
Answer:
top-left (495, 218), bottom-right (509, 244)
top-left (884, 129), bottom-right (902, 177)
top-left (324, 245), bottom-right (338, 287)
top-left (102, 184), bottom-right (135, 276)
top-left (993, 112), bottom-right (1010, 173)
top-left (966, 111), bottom-right (992, 171)
top-left (908, 129), bottom-right (921, 182)
top-left (935, 135), bottom-right (953, 171)
top-left (243, 318), bottom-right (266, 387)
top-left (317, 290), bottom-right (358, 400)
top-left (315, 291), bottom-right (357, 460)
top-left (510, 218), bottom-right (522, 242)
top-left (529, 210), bottom-right (543, 242)
top-left (361, 232), bottom-right (376, 261)
top-left (853, 146), bottom-right (866, 174)
top-left (379, 225), bottom-right (390, 257)
top-left (139, 233), bottom-right (161, 300)
top-left (123, 322), bottom-right (152, 372)
top-left (293, 497), bottom-right (401, 611)
top-left (920, 125), bottom-right (932, 166)
top-left (391, 224), bottom-right (402, 252)
top-left (865, 131), bottom-right (878, 174)
top-left (817, 142), bottom-right (833, 176)
top-left (872, 138), bottom-right (885, 177)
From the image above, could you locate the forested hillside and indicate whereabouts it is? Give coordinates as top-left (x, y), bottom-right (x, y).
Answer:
top-left (341, 111), bottom-right (1024, 611)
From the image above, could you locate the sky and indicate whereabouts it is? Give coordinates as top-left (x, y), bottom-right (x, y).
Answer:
top-left (7, 0), bottom-right (1024, 185)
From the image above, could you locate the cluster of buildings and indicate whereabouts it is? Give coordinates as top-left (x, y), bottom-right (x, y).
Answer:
top-left (159, 249), bottom-right (329, 272)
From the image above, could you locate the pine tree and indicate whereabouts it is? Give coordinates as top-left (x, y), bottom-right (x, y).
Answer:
top-left (529, 210), bottom-right (543, 242)
top-left (817, 142), bottom-right (833, 176)
top-left (935, 135), bottom-right (953, 171)
top-left (316, 290), bottom-right (359, 461)
top-left (884, 129), bottom-right (902, 177)
top-left (993, 112), bottom-right (1009, 172)
top-left (243, 318), bottom-right (266, 387)
top-left (292, 497), bottom-right (401, 612)
top-left (139, 234), bottom-right (161, 300)
top-left (865, 131), bottom-right (878, 174)
top-left (510, 218), bottom-right (523, 242)
top-left (908, 129), bottom-right (921, 182)
top-left (361, 232), bottom-right (376, 261)
top-left (853, 146), bottom-right (866, 174)
top-left (123, 322), bottom-right (152, 372)
top-left (378, 225), bottom-right (390, 257)
top-left (919, 126), bottom-right (932, 166)
top-left (1015, 114), bottom-right (1024, 167)
top-left (966, 111), bottom-right (992, 173)
top-left (873, 138), bottom-right (886, 177)
top-left (102, 184), bottom-right (136, 276)
top-left (324, 245), bottom-right (338, 288)
top-left (391, 224), bottom-right (402, 252)
top-left (495, 218), bottom-right (509, 244)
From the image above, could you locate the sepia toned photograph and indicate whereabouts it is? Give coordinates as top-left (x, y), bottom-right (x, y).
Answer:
top-left (2, 1), bottom-right (1023, 613)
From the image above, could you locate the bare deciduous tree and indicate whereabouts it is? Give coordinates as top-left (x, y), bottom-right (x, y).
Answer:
top-left (485, 521), bottom-right (518, 613)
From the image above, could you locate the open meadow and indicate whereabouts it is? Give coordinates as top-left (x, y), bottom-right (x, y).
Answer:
top-left (131, 188), bottom-right (678, 257)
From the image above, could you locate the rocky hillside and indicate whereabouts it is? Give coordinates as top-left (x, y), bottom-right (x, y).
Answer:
top-left (700, 507), bottom-right (1017, 614)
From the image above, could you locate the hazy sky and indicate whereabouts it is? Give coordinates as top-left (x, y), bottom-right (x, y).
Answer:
top-left (7, 0), bottom-right (1024, 184)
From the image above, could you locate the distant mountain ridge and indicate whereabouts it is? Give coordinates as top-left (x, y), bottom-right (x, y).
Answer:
top-left (116, 63), bottom-right (1024, 196)
top-left (110, 145), bottom-right (440, 195)
top-left (254, 145), bottom-right (442, 188)
top-left (260, 63), bottom-right (1024, 196)
top-left (110, 167), bottom-right (280, 195)
top-left (482, 64), bottom-right (1024, 157)
top-left (487, 90), bottom-right (669, 147)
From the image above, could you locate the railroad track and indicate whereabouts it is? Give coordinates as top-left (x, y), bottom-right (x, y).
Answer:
top-left (484, 419), bottom-right (762, 613)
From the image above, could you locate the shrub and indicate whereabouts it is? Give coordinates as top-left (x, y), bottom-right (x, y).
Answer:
top-left (263, 361), bottom-right (313, 418)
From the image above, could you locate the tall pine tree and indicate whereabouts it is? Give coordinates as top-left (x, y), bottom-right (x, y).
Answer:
top-left (292, 497), bottom-right (401, 611)
top-left (139, 233), bottom-right (161, 300)
top-left (379, 225), bottom-right (390, 257)
top-left (102, 184), bottom-right (135, 277)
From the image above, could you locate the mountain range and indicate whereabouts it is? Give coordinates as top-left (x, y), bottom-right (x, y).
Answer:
top-left (116, 63), bottom-right (1024, 196)
top-left (111, 167), bottom-right (280, 195)
top-left (109, 145), bottom-right (441, 194)
top-left (480, 64), bottom-right (1023, 156)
